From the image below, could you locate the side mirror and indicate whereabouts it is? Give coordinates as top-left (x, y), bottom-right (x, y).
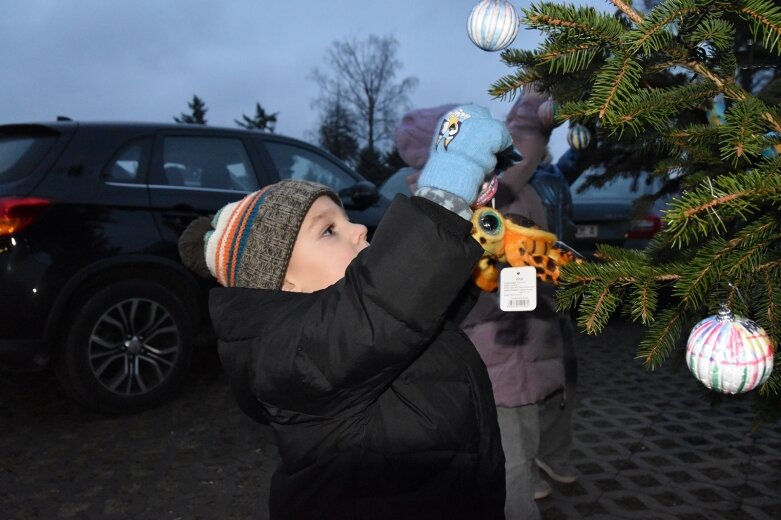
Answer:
top-left (340, 181), bottom-right (380, 210)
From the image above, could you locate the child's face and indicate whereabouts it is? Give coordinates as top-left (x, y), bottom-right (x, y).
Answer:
top-left (282, 195), bottom-right (369, 293)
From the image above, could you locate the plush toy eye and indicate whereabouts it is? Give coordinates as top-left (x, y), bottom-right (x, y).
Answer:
top-left (479, 211), bottom-right (503, 235)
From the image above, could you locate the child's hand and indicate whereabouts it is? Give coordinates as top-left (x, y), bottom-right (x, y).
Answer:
top-left (416, 105), bottom-right (514, 206)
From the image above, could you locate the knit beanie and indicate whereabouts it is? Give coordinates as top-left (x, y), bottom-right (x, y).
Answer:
top-left (178, 179), bottom-right (341, 290)
top-left (394, 103), bottom-right (459, 169)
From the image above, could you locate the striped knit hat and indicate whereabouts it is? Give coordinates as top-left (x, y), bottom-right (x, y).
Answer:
top-left (179, 179), bottom-right (340, 290)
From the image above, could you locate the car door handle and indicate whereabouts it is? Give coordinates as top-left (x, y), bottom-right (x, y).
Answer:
top-left (163, 205), bottom-right (202, 227)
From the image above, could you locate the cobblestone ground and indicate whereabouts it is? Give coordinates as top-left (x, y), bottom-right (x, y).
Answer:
top-left (537, 319), bottom-right (781, 520)
top-left (1, 319), bottom-right (779, 519)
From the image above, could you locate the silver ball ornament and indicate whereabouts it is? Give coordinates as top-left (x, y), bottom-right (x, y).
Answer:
top-left (467, 0), bottom-right (519, 52)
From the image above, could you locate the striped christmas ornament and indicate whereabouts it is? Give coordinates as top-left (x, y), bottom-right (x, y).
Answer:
top-left (467, 0), bottom-right (519, 52)
top-left (686, 305), bottom-right (774, 394)
top-left (537, 99), bottom-right (558, 129)
top-left (566, 123), bottom-right (591, 149)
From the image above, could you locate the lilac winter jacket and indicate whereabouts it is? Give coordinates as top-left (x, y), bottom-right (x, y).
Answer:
top-left (460, 283), bottom-right (565, 407)
top-left (460, 89), bottom-right (565, 407)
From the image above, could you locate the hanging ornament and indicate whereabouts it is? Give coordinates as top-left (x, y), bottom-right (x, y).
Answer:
top-left (694, 40), bottom-right (718, 63)
top-left (761, 131), bottom-right (781, 159)
top-left (537, 99), bottom-right (559, 129)
top-left (566, 123), bottom-right (591, 149)
top-left (686, 304), bottom-right (775, 394)
top-left (467, 0), bottom-right (519, 52)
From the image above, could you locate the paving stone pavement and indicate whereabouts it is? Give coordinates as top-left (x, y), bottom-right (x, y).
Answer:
top-left (537, 319), bottom-right (781, 520)
top-left (1, 318), bottom-right (779, 519)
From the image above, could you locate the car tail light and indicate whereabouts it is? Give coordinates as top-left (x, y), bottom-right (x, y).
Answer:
top-left (627, 214), bottom-right (662, 239)
top-left (0, 197), bottom-right (50, 236)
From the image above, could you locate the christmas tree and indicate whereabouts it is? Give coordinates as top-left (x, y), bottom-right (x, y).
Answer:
top-left (490, 0), bottom-right (781, 421)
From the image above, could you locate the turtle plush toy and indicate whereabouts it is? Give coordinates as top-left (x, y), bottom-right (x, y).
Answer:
top-left (470, 206), bottom-right (584, 292)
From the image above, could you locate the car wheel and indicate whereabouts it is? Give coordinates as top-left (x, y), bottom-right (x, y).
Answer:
top-left (56, 280), bottom-right (194, 414)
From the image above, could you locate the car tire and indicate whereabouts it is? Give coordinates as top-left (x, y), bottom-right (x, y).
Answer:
top-left (55, 279), bottom-right (194, 414)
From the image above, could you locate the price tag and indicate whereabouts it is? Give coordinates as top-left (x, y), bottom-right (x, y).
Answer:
top-left (499, 266), bottom-right (537, 312)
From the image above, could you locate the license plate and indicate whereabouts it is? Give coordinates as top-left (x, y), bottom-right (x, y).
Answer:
top-left (576, 225), bottom-right (598, 238)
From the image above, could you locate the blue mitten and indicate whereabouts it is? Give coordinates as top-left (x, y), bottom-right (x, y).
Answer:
top-left (416, 104), bottom-right (514, 206)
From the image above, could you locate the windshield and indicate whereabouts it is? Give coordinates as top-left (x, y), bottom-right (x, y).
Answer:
top-left (572, 173), bottom-right (658, 200)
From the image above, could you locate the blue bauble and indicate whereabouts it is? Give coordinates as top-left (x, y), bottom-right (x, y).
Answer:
top-left (467, 0), bottom-right (519, 52)
top-left (567, 124), bottom-right (591, 150)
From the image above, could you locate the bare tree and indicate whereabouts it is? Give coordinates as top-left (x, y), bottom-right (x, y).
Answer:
top-left (311, 35), bottom-right (418, 152)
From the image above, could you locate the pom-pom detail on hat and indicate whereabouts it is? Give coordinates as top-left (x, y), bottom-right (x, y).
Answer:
top-left (178, 216), bottom-right (215, 280)
top-left (467, 0), bottom-right (519, 52)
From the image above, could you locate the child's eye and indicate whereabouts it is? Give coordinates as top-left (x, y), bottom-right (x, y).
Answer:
top-left (322, 225), bottom-right (335, 237)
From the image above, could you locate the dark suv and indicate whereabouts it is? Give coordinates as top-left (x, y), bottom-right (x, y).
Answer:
top-left (0, 120), bottom-right (388, 413)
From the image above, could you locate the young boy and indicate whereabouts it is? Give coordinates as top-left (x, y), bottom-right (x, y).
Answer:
top-left (179, 105), bottom-right (512, 519)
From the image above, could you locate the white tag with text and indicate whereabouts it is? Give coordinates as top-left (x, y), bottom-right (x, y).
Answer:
top-left (499, 266), bottom-right (537, 312)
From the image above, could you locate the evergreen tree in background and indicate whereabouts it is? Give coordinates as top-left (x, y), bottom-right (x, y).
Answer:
top-left (383, 147), bottom-right (407, 175)
top-left (236, 102), bottom-right (278, 132)
top-left (174, 94), bottom-right (208, 125)
top-left (355, 146), bottom-right (391, 185)
top-left (317, 89), bottom-right (360, 164)
top-left (491, 0), bottom-right (781, 420)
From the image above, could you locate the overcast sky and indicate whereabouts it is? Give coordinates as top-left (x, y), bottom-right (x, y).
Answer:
top-left (1, 0), bottom-right (608, 160)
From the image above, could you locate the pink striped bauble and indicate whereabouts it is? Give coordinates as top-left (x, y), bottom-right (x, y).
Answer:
top-left (467, 0), bottom-right (519, 52)
top-left (686, 305), bottom-right (774, 394)
top-left (537, 99), bottom-right (558, 129)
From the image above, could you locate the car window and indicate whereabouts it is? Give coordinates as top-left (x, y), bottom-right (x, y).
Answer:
top-left (0, 132), bottom-right (57, 184)
top-left (572, 173), bottom-right (657, 199)
top-left (103, 139), bottom-right (149, 183)
top-left (161, 136), bottom-right (258, 191)
top-left (264, 141), bottom-right (354, 192)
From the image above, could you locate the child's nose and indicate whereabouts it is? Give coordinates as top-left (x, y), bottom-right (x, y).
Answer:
top-left (352, 223), bottom-right (368, 245)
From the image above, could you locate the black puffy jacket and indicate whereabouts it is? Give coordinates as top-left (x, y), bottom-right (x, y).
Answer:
top-left (211, 196), bottom-right (505, 519)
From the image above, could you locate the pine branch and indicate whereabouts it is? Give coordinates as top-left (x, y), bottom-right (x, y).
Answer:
top-left (637, 307), bottom-right (688, 369)
top-left (662, 168), bottom-right (781, 246)
top-left (591, 52), bottom-right (645, 118)
top-left (577, 280), bottom-right (622, 334)
top-left (753, 261), bottom-right (781, 341)
top-left (537, 39), bottom-right (605, 74)
top-left (728, 223), bottom-right (781, 279)
top-left (731, 0), bottom-right (781, 55)
top-left (609, 0), bottom-right (644, 25)
top-left (555, 100), bottom-right (593, 120)
top-left (672, 237), bottom-right (732, 310)
top-left (607, 82), bottom-right (718, 134)
top-left (690, 16), bottom-right (736, 53)
top-left (718, 97), bottom-right (777, 166)
top-left (489, 67), bottom-right (544, 100)
top-left (497, 0), bottom-right (781, 410)
top-left (628, 278), bottom-right (660, 326)
top-left (522, 2), bottom-right (625, 47)
top-left (628, 0), bottom-right (701, 55)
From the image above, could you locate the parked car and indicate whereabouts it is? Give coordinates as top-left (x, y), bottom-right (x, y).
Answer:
top-left (0, 120), bottom-right (389, 413)
top-left (571, 170), bottom-right (671, 257)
